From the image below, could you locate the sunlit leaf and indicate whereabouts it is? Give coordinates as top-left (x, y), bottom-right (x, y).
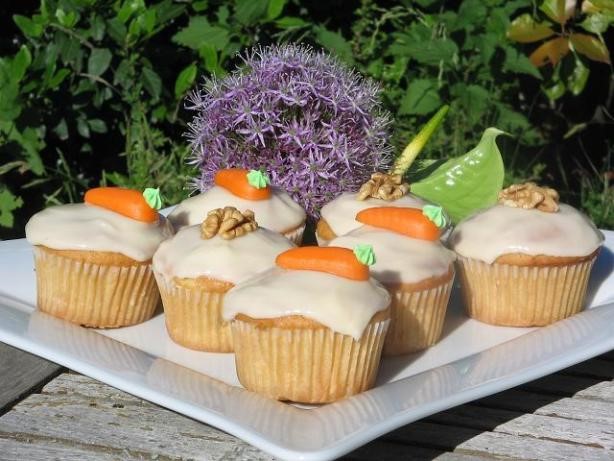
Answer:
top-left (567, 58), bottom-right (590, 95)
top-left (529, 37), bottom-right (569, 66)
top-left (539, 0), bottom-right (573, 24)
top-left (543, 79), bottom-right (566, 100)
top-left (570, 33), bottom-right (611, 63)
top-left (507, 14), bottom-right (555, 43)
top-left (579, 11), bottom-right (614, 33)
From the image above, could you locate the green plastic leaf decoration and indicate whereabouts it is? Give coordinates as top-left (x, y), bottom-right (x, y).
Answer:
top-left (422, 205), bottom-right (446, 228)
top-left (143, 187), bottom-right (163, 210)
top-left (393, 105), bottom-right (449, 175)
top-left (353, 244), bottom-right (376, 266)
top-left (411, 128), bottom-right (506, 224)
top-left (246, 169), bottom-right (270, 189)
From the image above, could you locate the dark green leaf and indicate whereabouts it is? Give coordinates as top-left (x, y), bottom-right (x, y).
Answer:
top-left (55, 9), bottom-right (77, 28)
top-left (107, 18), bottom-right (127, 44)
top-left (10, 46), bottom-right (32, 82)
top-left (454, 0), bottom-right (487, 31)
top-left (314, 27), bottom-right (354, 64)
top-left (199, 44), bottom-right (218, 72)
top-left (391, 35), bottom-right (458, 66)
top-left (567, 58), bottom-right (590, 95)
top-left (142, 66), bottom-right (162, 100)
top-left (0, 188), bottom-right (24, 228)
top-left (503, 47), bottom-right (543, 79)
top-left (13, 15), bottom-right (43, 38)
top-left (54, 118), bottom-right (69, 140)
top-left (88, 118), bottom-right (108, 133)
top-left (275, 16), bottom-right (308, 28)
top-left (172, 16), bottom-right (229, 51)
top-left (543, 79), bottom-right (566, 100)
top-left (192, 1), bottom-right (209, 13)
top-left (174, 63), bottom-right (197, 98)
top-left (235, 0), bottom-right (268, 25)
top-left (90, 15), bottom-right (106, 41)
top-left (154, 0), bottom-right (186, 23)
top-left (48, 68), bottom-right (70, 88)
top-left (451, 83), bottom-right (490, 123)
top-left (87, 48), bottom-right (112, 76)
top-left (399, 79), bottom-right (441, 116)
top-left (77, 117), bottom-right (90, 138)
top-left (267, 0), bottom-right (286, 20)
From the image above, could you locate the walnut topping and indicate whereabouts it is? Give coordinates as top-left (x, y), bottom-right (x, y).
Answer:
top-left (201, 207), bottom-right (258, 240)
top-left (357, 172), bottom-right (410, 201)
top-left (498, 182), bottom-right (560, 212)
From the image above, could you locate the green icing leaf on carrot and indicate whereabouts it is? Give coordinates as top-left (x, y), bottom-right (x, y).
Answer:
top-left (353, 244), bottom-right (376, 266)
top-left (411, 127), bottom-right (506, 224)
top-left (246, 169), bottom-right (270, 189)
top-left (143, 187), bottom-right (163, 210)
top-left (422, 205), bottom-right (446, 228)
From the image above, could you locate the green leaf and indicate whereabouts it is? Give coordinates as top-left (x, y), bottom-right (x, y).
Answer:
top-left (451, 83), bottom-right (489, 123)
top-left (507, 13), bottom-right (555, 42)
top-left (579, 11), bottom-right (614, 33)
top-left (398, 79), bottom-right (441, 116)
top-left (543, 78), bottom-right (566, 100)
top-left (48, 68), bottom-right (70, 89)
top-left (77, 117), bottom-right (90, 138)
top-left (87, 48), bottom-right (112, 76)
top-left (235, 0), bottom-right (268, 25)
top-left (88, 118), bottom-right (107, 133)
top-left (267, 0), bottom-right (286, 20)
top-left (0, 188), bottom-right (24, 228)
top-left (54, 118), bottom-right (69, 140)
top-left (172, 16), bottom-right (229, 51)
top-left (10, 45), bottom-right (32, 82)
top-left (390, 34), bottom-right (458, 66)
top-left (192, 1), bottom-right (209, 12)
top-left (174, 63), bottom-right (197, 98)
top-left (314, 27), bottom-right (354, 64)
top-left (567, 58), bottom-right (590, 95)
top-left (503, 47), bottom-right (543, 79)
top-left (570, 33), bottom-right (611, 63)
top-left (13, 15), bottom-right (43, 37)
top-left (275, 16), bottom-right (308, 28)
top-left (199, 44), bottom-right (218, 73)
top-left (107, 18), bottom-right (127, 44)
top-left (55, 8), bottom-right (77, 28)
top-left (411, 128), bottom-right (506, 224)
top-left (142, 66), bottom-right (162, 100)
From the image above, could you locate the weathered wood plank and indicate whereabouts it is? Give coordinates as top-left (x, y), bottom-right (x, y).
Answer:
top-left (535, 397), bottom-right (614, 425)
top-left (388, 421), bottom-right (613, 461)
top-left (0, 342), bottom-right (62, 412)
top-left (575, 380), bottom-right (614, 402)
top-left (0, 373), bottom-right (274, 461)
top-left (0, 437), bottom-right (149, 461)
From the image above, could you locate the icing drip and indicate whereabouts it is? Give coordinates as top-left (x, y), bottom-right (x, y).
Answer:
top-left (152, 225), bottom-right (294, 283)
top-left (223, 268), bottom-right (390, 340)
top-left (168, 186), bottom-right (305, 233)
top-left (330, 226), bottom-right (455, 284)
top-left (449, 203), bottom-right (604, 263)
top-left (25, 203), bottom-right (173, 261)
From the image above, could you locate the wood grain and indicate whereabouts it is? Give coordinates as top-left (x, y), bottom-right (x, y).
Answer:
top-left (0, 342), bottom-right (62, 413)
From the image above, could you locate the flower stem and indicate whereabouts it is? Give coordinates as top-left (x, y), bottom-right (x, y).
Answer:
top-left (392, 105), bottom-right (449, 175)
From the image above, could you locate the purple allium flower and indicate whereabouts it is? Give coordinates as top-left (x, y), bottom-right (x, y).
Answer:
top-left (186, 44), bottom-right (392, 220)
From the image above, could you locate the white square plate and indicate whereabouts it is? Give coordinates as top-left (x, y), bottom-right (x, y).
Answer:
top-left (0, 232), bottom-right (613, 461)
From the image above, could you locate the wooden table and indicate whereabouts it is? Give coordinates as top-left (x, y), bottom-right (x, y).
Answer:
top-left (1, 342), bottom-right (613, 461)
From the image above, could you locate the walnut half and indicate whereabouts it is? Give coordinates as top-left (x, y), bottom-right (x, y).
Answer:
top-left (498, 182), bottom-right (560, 213)
top-left (357, 172), bottom-right (410, 201)
top-left (201, 207), bottom-right (258, 240)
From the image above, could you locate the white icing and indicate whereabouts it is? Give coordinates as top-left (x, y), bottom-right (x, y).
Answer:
top-left (450, 203), bottom-right (604, 263)
top-left (320, 192), bottom-right (427, 237)
top-left (168, 186), bottom-right (306, 233)
top-left (152, 225), bottom-right (294, 283)
top-left (223, 268), bottom-right (390, 340)
top-left (329, 226), bottom-right (455, 284)
top-left (25, 203), bottom-right (173, 261)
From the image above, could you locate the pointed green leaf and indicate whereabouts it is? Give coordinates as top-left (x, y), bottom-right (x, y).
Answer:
top-left (579, 11), bottom-right (614, 33)
top-left (314, 27), bottom-right (355, 64)
top-left (10, 45), bottom-right (32, 82)
top-left (398, 79), bottom-right (442, 116)
top-left (0, 188), bottom-right (24, 228)
top-left (87, 48), bottom-right (112, 76)
top-left (142, 67), bottom-right (162, 100)
top-left (267, 0), bottom-right (286, 20)
top-left (539, 0), bottom-right (571, 24)
top-left (567, 58), bottom-right (590, 95)
top-left (13, 15), bottom-right (43, 37)
top-left (507, 13), bottom-right (555, 43)
top-left (411, 128), bottom-right (506, 223)
top-left (174, 63), bottom-right (197, 98)
top-left (172, 16), bottom-right (229, 51)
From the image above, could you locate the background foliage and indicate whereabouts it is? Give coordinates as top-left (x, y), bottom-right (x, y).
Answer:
top-left (1, 0), bottom-right (612, 239)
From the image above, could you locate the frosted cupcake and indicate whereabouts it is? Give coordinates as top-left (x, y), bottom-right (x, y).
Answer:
top-left (330, 205), bottom-right (455, 355)
top-left (169, 169), bottom-right (306, 244)
top-left (317, 172), bottom-right (429, 244)
top-left (153, 206), bottom-right (294, 352)
top-left (450, 182), bottom-right (604, 326)
top-left (224, 246), bottom-right (391, 403)
top-left (25, 187), bottom-right (172, 328)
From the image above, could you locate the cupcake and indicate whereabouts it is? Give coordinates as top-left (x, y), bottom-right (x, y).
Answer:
top-left (329, 205), bottom-right (455, 355)
top-left (317, 172), bottom-right (429, 244)
top-left (223, 246), bottom-right (391, 403)
top-left (450, 182), bottom-right (604, 326)
top-left (153, 206), bottom-right (294, 352)
top-left (169, 168), bottom-right (306, 244)
top-left (25, 187), bottom-right (172, 328)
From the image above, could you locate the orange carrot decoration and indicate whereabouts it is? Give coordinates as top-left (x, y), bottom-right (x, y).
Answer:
top-left (84, 187), bottom-right (158, 223)
top-left (356, 207), bottom-right (440, 241)
top-left (214, 168), bottom-right (271, 201)
top-left (276, 246), bottom-right (369, 281)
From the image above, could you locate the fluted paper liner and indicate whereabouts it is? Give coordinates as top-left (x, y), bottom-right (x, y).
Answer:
top-left (283, 222), bottom-right (306, 245)
top-left (155, 273), bottom-right (233, 352)
top-left (34, 246), bottom-right (159, 328)
top-left (456, 255), bottom-right (596, 326)
top-left (383, 273), bottom-right (454, 356)
top-left (231, 316), bottom-right (390, 403)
